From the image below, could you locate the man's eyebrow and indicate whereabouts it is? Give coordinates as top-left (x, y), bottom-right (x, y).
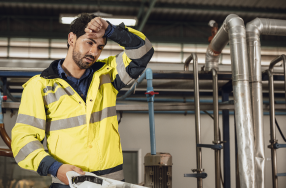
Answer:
top-left (88, 38), bottom-right (97, 44)
top-left (88, 38), bottom-right (105, 46)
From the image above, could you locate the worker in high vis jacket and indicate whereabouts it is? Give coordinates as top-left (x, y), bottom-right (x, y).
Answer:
top-left (11, 13), bottom-right (154, 188)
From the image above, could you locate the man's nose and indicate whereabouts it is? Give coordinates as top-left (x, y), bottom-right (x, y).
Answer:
top-left (89, 45), bottom-right (98, 56)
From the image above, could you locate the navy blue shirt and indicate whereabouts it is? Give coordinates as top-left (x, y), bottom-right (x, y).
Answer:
top-left (57, 59), bottom-right (93, 101)
top-left (48, 23), bottom-right (115, 177)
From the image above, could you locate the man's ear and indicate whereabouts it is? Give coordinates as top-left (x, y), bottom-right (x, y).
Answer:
top-left (68, 32), bottom-right (76, 48)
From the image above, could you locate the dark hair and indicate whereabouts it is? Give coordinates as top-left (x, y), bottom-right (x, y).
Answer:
top-left (67, 13), bottom-right (107, 48)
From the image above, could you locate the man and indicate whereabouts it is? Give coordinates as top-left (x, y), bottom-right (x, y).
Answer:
top-left (11, 13), bottom-right (154, 187)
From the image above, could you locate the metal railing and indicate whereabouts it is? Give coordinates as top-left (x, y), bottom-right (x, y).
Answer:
top-left (266, 54), bottom-right (286, 188)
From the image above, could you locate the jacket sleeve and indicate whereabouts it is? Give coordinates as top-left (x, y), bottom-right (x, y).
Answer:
top-left (106, 23), bottom-right (154, 92)
top-left (11, 76), bottom-right (57, 175)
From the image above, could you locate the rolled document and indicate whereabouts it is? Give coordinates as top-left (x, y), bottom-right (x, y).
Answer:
top-left (66, 171), bottom-right (148, 188)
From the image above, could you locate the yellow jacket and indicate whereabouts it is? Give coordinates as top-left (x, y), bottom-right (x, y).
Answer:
top-left (11, 24), bottom-right (154, 181)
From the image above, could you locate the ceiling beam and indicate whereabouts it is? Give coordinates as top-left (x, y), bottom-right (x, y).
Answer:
top-left (1, 0), bottom-right (286, 16)
top-left (137, 0), bottom-right (147, 21)
top-left (0, 31), bottom-right (285, 47)
top-left (138, 0), bottom-right (157, 31)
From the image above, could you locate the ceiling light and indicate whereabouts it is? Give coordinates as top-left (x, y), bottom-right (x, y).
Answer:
top-left (60, 14), bottom-right (137, 26)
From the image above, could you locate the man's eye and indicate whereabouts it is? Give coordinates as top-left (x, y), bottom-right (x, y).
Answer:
top-left (87, 42), bottom-right (93, 45)
top-left (98, 47), bottom-right (103, 50)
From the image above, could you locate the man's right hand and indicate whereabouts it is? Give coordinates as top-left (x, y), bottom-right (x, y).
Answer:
top-left (57, 164), bottom-right (85, 185)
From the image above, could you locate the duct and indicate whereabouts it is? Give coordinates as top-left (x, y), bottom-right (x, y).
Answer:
top-left (205, 19), bottom-right (229, 71)
top-left (205, 14), bottom-right (255, 188)
top-left (246, 18), bottom-right (286, 188)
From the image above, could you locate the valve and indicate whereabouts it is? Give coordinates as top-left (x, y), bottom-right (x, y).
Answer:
top-left (145, 91), bottom-right (159, 96)
top-left (2, 96), bottom-right (7, 101)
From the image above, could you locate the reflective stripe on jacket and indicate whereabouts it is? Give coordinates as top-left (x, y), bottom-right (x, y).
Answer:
top-left (11, 24), bottom-right (154, 180)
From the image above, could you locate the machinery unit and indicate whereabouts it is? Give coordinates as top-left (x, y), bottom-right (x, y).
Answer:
top-left (144, 153), bottom-right (172, 188)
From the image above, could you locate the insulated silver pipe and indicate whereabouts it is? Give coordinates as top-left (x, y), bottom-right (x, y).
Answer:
top-left (205, 14), bottom-right (255, 188)
top-left (212, 69), bottom-right (220, 188)
top-left (246, 18), bottom-right (286, 188)
top-left (267, 55), bottom-right (286, 188)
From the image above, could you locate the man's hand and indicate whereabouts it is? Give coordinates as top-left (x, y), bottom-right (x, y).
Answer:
top-left (57, 164), bottom-right (85, 185)
top-left (85, 17), bottom-right (109, 39)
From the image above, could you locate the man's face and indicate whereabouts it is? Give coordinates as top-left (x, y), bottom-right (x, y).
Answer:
top-left (72, 33), bottom-right (106, 69)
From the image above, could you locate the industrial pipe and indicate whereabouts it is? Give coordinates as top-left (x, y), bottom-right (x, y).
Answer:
top-left (212, 69), bottom-right (220, 188)
top-left (145, 68), bottom-right (157, 155)
top-left (267, 55), bottom-right (286, 188)
top-left (117, 71), bottom-right (147, 101)
top-left (205, 14), bottom-right (255, 188)
top-left (192, 53), bottom-right (204, 188)
top-left (246, 18), bottom-right (286, 188)
top-left (0, 93), bottom-right (13, 157)
top-left (184, 54), bottom-right (194, 71)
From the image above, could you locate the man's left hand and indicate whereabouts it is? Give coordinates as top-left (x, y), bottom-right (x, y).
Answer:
top-left (85, 17), bottom-right (109, 39)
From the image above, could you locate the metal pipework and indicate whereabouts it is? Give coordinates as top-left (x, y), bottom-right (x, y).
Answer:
top-left (205, 14), bottom-right (255, 188)
top-left (117, 71), bottom-right (147, 101)
top-left (212, 69), bottom-right (220, 188)
top-left (184, 53), bottom-right (205, 187)
top-left (0, 93), bottom-right (13, 157)
top-left (145, 68), bottom-right (157, 155)
top-left (192, 53), bottom-right (203, 188)
top-left (267, 55), bottom-right (286, 188)
top-left (184, 54), bottom-right (195, 71)
top-left (268, 55), bottom-right (286, 106)
top-left (246, 18), bottom-right (286, 188)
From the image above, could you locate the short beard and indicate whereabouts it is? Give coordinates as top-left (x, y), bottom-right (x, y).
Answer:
top-left (72, 45), bottom-right (94, 69)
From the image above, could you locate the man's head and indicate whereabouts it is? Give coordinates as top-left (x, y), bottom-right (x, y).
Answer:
top-left (67, 13), bottom-right (107, 69)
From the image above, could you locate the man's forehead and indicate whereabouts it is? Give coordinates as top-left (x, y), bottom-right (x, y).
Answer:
top-left (81, 34), bottom-right (105, 45)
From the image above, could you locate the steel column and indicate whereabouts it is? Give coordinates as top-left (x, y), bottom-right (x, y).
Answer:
top-left (222, 89), bottom-right (231, 188)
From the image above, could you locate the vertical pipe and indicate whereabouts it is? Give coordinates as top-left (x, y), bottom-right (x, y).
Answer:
top-left (222, 90), bottom-right (231, 188)
top-left (246, 19), bottom-right (265, 188)
top-left (205, 15), bottom-right (255, 187)
top-left (146, 68), bottom-right (156, 155)
top-left (246, 18), bottom-right (286, 188)
top-left (147, 99), bottom-right (156, 155)
top-left (267, 56), bottom-right (285, 188)
top-left (234, 117), bottom-right (241, 188)
top-left (0, 93), bottom-right (3, 124)
top-left (267, 70), bottom-right (278, 188)
top-left (193, 53), bottom-right (203, 188)
top-left (282, 55), bottom-right (286, 107)
top-left (212, 69), bottom-right (220, 188)
top-left (228, 15), bottom-right (255, 187)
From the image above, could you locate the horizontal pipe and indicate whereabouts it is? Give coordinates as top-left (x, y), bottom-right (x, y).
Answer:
top-left (118, 98), bottom-right (286, 104)
top-left (120, 111), bottom-right (286, 115)
top-left (117, 70), bottom-right (147, 101)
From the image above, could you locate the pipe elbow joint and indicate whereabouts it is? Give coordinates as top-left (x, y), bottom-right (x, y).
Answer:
top-left (246, 18), bottom-right (263, 38)
top-left (224, 14), bottom-right (244, 31)
top-left (205, 46), bottom-right (220, 71)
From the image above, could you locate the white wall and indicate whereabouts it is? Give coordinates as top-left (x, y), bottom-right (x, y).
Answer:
top-left (2, 111), bottom-right (286, 187)
top-left (118, 112), bottom-right (286, 188)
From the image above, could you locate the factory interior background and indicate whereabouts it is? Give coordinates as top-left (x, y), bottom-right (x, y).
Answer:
top-left (1, 0), bottom-right (286, 187)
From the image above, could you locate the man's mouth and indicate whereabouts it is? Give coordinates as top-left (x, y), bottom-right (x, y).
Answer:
top-left (84, 57), bottom-right (94, 63)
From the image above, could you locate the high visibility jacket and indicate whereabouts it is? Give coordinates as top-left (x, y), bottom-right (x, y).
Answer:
top-left (11, 24), bottom-right (154, 182)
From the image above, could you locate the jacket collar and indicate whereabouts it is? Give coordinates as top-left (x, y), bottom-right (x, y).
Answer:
top-left (40, 59), bottom-right (106, 79)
